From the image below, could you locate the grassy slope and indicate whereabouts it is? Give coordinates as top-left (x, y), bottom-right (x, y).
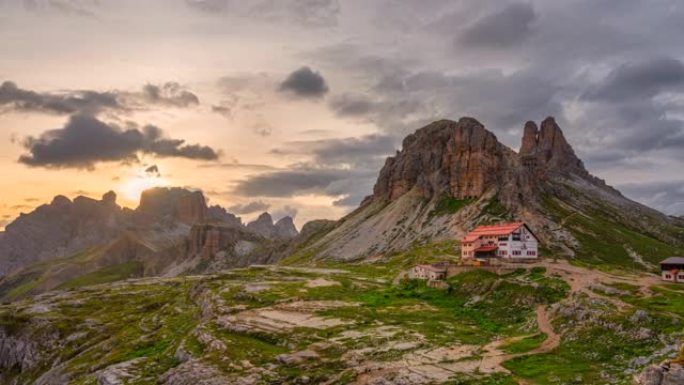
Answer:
top-left (1, 256), bottom-right (682, 385)
top-left (543, 193), bottom-right (684, 269)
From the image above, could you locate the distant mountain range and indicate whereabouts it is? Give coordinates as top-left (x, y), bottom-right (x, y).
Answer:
top-left (0, 187), bottom-right (299, 301)
top-left (1, 116), bottom-right (683, 301)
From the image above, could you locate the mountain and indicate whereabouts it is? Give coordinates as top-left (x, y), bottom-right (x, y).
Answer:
top-left (293, 117), bottom-right (684, 266)
top-left (0, 192), bottom-right (125, 276)
top-left (0, 188), bottom-right (298, 301)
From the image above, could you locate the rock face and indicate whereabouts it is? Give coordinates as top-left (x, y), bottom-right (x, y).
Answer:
top-left (0, 192), bottom-right (124, 275)
top-left (519, 117), bottom-right (586, 176)
top-left (137, 187), bottom-right (207, 225)
top-left (246, 213), bottom-right (298, 240)
top-left (373, 118), bottom-right (517, 201)
top-left (207, 205), bottom-right (242, 227)
top-left (637, 363), bottom-right (684, 385)
top-left (274, 217), bottom-right (298, 239)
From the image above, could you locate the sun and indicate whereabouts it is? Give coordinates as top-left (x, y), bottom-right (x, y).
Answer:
top-left (120, 174), bottom-right (170, 202)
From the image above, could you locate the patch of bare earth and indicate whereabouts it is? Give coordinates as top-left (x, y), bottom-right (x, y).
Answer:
top-left (306, 278), bottom-right (341, 288)
top-left (217, 300), bottom-right (354, 333)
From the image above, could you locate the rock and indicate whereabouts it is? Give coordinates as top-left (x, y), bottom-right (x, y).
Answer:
top-left (96, 358), bottom-right (145, 385)
top-left (372, 117), bottom-right (517, 201)
top-left (137, 187), bottom-right (207, 225)
top-left (274, 216), bottom-right (298, 240)
top-left (0, 192), bottom-right (124, 275)
top-left (207, 205), bottom-right (242, 227)
top-left (246, 213), bottom-right (299, 240)
top-left (637, 363), bottom-right (684, 385)
top-left (519, 116), bottom-right (586, 176)
top-left (276, 350), bottom-right (319, 365)
top-left (246, 212), bottom-right (275, 238)
top-left (631, 310), bottom-right (652, 323)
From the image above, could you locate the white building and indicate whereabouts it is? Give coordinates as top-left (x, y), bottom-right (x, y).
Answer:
top-left (461, 222), bottom-right (539, 260)
top-left (660, 257), bottom-right (684, 283)
top-left (407, 264), bottom-right (448, 281)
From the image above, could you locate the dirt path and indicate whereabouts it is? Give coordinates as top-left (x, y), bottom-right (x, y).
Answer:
top-left (353, 305), bottom-right (561, 385)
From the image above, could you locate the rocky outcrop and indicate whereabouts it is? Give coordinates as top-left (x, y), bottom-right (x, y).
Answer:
top-left (519, 117), bottom-right (586, 176)
top-left (637, 363), bottom-right (684, 385)
top-left (373, 118), bottom-right (518, 201)
top-left (189, 224), bottom-right (253, 258)
top-left (0, 192), bottom-right (125, 275)
top-left (246, 213), bottom-right (298, 240)
top-left (274, 217), bottom-right (298, 239)
top-left (136, 187), bottom-right (207, 225)
top-left (207, 205), bottom-right (242, 227)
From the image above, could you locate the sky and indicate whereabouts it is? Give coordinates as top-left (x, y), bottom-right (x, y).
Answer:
top-left (1, 0), bottom-right (684, 230)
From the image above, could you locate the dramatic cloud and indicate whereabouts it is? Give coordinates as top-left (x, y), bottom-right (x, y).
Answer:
top-left (228, 200), bottom-right (270, 215)
top-left (18, 115), bottom-right (220, 168)
top-left (279, 67), bottom-right (329, 98)
top-left (233, 134), bottom-right (395, 207)
top-left (0, 81), bottom-right (120, 115)
top-left (0, 81), bottom-right (199, 116)
top-left (458, 3), bottom-right (536, 48)
top-left (584, 58), bottom-right (684, 102)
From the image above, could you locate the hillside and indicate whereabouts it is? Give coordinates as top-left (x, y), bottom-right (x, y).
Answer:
top-left (1, 259), bottom-right (682, 384)
top-left (290, 117), bottom-right (684, 268)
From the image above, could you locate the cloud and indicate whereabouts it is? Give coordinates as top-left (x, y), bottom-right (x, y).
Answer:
top-left (0, 81), bottom-right (200, 116)
top-left (458, 3), bottom-right (536, 48)
top-left (272, 205), bottom-right (298, 221)
top-left (145, 164), bottom-right (160, 176)
top-left (227, 200), bottom-right (270, 214)
top-left (18, 115), bottom-right (220, 169)
top-left (185, 0), bottom-right (340, 28)
top-left (0, 81), bottom-right (120, 115)
top-left (584, 58), bottom-right (684, 102)
top-left (618, 180), bottom-right (684, 216)
top-left (233, 134), bottom-right (395, 207)
top-left (140, 82), bottom-right (200, 107)
top-left (23, 0), bottom-right (98, 17)
top-left (279, 67), bottom-right (329, 98)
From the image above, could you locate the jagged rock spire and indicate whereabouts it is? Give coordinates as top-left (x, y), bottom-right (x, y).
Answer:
top-left (519, 117), bottom-right (586, 174)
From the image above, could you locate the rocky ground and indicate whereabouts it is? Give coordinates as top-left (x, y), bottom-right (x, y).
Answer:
top-left (1, 249), bottom-right (683, 384)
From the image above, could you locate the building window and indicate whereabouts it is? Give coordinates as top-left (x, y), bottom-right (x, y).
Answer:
top-left (665, 274), bottom-right (672, 279)
top-left (512, 232), bottom-right (521, 241)
top-left (498, 236), bottom-right (508, 241)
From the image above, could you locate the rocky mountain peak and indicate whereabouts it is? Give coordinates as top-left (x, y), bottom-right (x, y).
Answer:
top-left (372, 117), bottom-right (516, 202)
top-left (245, 213), bottom-right (299, 240)
top-left (136, 187), bottom-right (207, 225)
top-left (51, 195), bottom-right (71, 207)
top-left (102, 191), bottom-right (117, 205)
top-left (246, 212), bottom-right (274, 237)
top-left (274, 216), bottom-right (298, 239)
top-left (519, 116), bottom-right (586, 175)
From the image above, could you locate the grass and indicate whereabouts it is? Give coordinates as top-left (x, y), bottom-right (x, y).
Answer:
top-left (500, 333), bottom-right (547, 354)
top-left (57, 261), bottom-right (144, 289)
top-left (542, 193), bottom-right (684, 268)
top-left (430, 195), bottom-right (475, 217)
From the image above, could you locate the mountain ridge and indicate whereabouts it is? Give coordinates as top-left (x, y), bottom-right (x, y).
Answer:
top-left (292, 116), bottom-right (684, 265)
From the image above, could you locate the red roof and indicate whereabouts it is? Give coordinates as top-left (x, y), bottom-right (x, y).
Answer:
top-left (463, 222), bottom-right (524, 243)
top-left (475, 245), bottom-right (498, 252)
